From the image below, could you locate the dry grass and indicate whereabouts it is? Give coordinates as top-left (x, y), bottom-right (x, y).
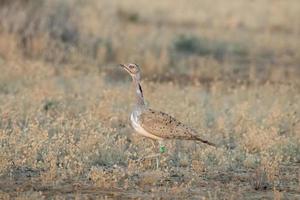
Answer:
top-left (0, 0), bottom-right (299, 199)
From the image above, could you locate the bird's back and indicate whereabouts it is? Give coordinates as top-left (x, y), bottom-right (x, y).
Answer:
top-left (139, 108), bottom-right (204, 141)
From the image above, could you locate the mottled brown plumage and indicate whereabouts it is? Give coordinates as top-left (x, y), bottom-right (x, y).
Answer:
top-left (139, 108), bottom-right (216, 146)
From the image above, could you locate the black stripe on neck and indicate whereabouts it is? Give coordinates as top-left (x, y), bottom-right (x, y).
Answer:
top-left (138, 83), bottom-right (143, 97)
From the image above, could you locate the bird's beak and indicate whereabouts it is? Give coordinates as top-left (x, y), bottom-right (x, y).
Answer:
top-left (120, 64), bottom-right (130, 73)
top-left (120, 64), bottom-right (126, 68)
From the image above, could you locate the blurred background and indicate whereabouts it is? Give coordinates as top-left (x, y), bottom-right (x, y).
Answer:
top-left (0, 0), bottom-right (299, 84)
top-left (0, 1), bottom-right (300, 198)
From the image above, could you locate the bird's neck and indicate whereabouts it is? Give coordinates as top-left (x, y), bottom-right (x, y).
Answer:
top-left (133, 79), bottom-right (145, 108)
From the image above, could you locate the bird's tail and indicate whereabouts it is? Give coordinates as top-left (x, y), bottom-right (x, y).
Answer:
top-left (195, 136), bottom-right (217, 148)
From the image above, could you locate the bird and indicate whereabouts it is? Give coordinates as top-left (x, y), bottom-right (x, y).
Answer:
top-left (120, 63), bottom-right (216, 153)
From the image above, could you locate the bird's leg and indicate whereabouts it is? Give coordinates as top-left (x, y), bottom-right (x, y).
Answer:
top-left (138, 140), bottom-right (166, 170)
top-left (156, 140), bottom-right (167, 169)
top-left (138, 140), bottom-right (160, 162)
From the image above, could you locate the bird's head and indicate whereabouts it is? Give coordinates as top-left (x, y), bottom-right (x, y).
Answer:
top-left (120, 63), bottom-right (141, 81)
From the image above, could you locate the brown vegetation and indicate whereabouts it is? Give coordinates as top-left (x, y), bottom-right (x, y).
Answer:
top-left (0, 0), bottom-right (299, 199)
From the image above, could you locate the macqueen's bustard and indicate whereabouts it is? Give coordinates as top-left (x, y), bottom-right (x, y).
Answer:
top-left (120, 63), bottom-right (216, 159)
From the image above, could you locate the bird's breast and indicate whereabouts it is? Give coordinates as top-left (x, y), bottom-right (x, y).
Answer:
top-left (130, 111), bottom-right (163, 140)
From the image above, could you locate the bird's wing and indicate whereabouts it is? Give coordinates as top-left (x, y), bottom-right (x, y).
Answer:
top-left (139, 108), bottom-right (216, 146)
top-left (139, 108), bottom-right (211, 142)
